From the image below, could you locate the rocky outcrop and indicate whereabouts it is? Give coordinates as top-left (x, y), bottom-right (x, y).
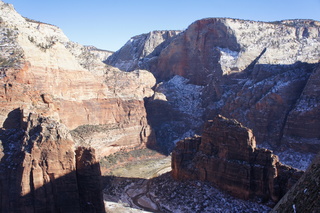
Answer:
top-left (0, 109), bottom-right (105, 212)
top-left (219, 62), bottom-right (318, 150)
top-left (281, 63), bottom-right (320, 152)
top-left (106, 30), bottom-right (181, 71)
top-left (271, 152), bottom-right (320, 212)
top-left (172, 115), bottom-right (303, 202)
top-left (76, 147), bottom-right (105, 212)
top-left (0, 1), bottom-right (156, 157)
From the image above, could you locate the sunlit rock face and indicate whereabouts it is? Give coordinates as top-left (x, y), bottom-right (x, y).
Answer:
top-left (106, 30), bottom-right (181, 72)
top-left (0, 1), bottom-right (156, 158)
top-left (172, 115), bottom-right (303, 203)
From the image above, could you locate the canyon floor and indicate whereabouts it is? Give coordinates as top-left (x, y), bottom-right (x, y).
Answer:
top-left (101, 149), bottom-right (272, 213)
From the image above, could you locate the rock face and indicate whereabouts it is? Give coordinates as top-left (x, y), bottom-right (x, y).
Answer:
top-left (85, 45), bottom-right (114, 62)
top-left (153, 19), bottom-right (320, 84)
top-left (281, 63), bottom-right (320, 152)
top-left (0, 1), bottom-right (156, 158)
top-left (106, 30), bottom-right (181, 72)
top-left (0, 109), bottom-right (105, 213)
top-left (108, 17), bottom-right (320, 158)
top-left (76, 147), bottom-right (105, 212)
top-left (172, 115), bottom-right (303, 202)
top-left (271, 152), bottom-right (320, 213)
top-left (219, 62), bottom-right (318, 151)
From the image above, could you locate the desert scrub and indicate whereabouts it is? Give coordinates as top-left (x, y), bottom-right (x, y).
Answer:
top-left (70, 124), bottom-right (120, 137)
top-left (100, 148), bottom-right (160, 169)
top-left (0, 26), bottom-right (24, 69)
top-left (28, 35), bottom-right (55, 52)
top-left (24, 17), bottom-right (56, 27)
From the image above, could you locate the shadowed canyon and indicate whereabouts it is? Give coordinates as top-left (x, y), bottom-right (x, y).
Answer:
top-left (0, 1), bottom-right (320, 212)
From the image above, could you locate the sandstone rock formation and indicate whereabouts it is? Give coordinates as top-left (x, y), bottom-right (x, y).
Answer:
top-left (110, 18), bottom-right (320, 84)
top-left (0, 109), bottom-right (105, 212)
top-left (106, 30), bottom-right (181, 72)
top-left (0, 1), bottom-right (156, 158)
top-left (172, 115), bottom-right (303, 202)
top-left (271, 152), bottom-right (320, 212)
top-left (108, 17), bottom-right (320, 158)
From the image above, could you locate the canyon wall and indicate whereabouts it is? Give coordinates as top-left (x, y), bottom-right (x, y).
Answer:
top-left (106, 30), bottom-right (181, 72)
top-left (0, 1), bottom-right (156, 158)
top-left (108, 17), bottom-right (320, 157)
top-left (172, 115), bottom-right (303, 202)
top-left (1, 0), bottom-right (320, 210)
top-left (271, 152), bottom-right (320, 212)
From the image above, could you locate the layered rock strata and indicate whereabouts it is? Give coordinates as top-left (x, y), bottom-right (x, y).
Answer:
top-left (0, 1), bottom-right (156, 157)
top-left (172, 115), bottom-right (303, 202)
top-left (108, 17), bottom-right (320, 155)
top-left (0, 110), bottom-right (105, 213)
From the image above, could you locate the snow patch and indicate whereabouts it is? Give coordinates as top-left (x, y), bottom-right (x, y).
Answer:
top-left (157, 75), bottom-right (204, 117)
top-left (275, 148), bottom-right (316, 170)
top-left (294, 98), bottom-right (319, 112)
top-left (217, 47), bottom-right (240, 74)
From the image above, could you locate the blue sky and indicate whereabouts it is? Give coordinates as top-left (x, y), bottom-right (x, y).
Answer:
top-left (4, 0), bottom-right (320, 51)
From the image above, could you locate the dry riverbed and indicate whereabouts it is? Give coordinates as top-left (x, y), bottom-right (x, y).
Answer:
top-left (102, 149), bottom-right (271, 213)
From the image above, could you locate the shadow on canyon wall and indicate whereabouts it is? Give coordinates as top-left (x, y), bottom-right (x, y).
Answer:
top-left (145, 61), bottom-right (320, 155)
top-left (0, 109), bottom-right (105, 213)
top-left (0, 143), bottom-right (105, 212)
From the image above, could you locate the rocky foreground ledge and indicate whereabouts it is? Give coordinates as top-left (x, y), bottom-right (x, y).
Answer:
top-left (172, 115), bottom-right (303, 203)
top-left (0, 109), bottom-right (105, 212)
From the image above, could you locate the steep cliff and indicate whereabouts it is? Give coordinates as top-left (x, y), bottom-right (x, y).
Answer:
top-left (0, 1), bottom-right (156, 158)
top-left (0, 109), bottom-right (104, 212)
top-left (271, 152), bottom-right (320, 212)
top-left (172, 115), bottom-right (303, 203)
top-left (153, 18), bottom-right (320, 84)
top-left (108, 17), bottom-right (320, 161)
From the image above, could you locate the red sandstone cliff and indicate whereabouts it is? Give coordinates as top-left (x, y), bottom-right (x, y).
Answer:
top-left (172, 115), bottom-right (303, 203)
top-left (0, 1), bottom-right (156, 158)
top-left (108, 17), bottom-right (320, 158)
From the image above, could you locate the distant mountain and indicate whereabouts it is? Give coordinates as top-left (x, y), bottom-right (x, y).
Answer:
top-left (106, 30), bottom-right (181, 71)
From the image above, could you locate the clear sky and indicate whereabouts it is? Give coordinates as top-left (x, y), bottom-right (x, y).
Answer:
top-left (3, 0), bottom-right (320, 51)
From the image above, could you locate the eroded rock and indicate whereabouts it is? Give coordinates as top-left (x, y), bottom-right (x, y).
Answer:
top-left (0, 109), bottom-right (105, 212)
top-left (0, 1), bottom-right (156, 157)
top-left (172, 115), bottom-right (303, 203)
